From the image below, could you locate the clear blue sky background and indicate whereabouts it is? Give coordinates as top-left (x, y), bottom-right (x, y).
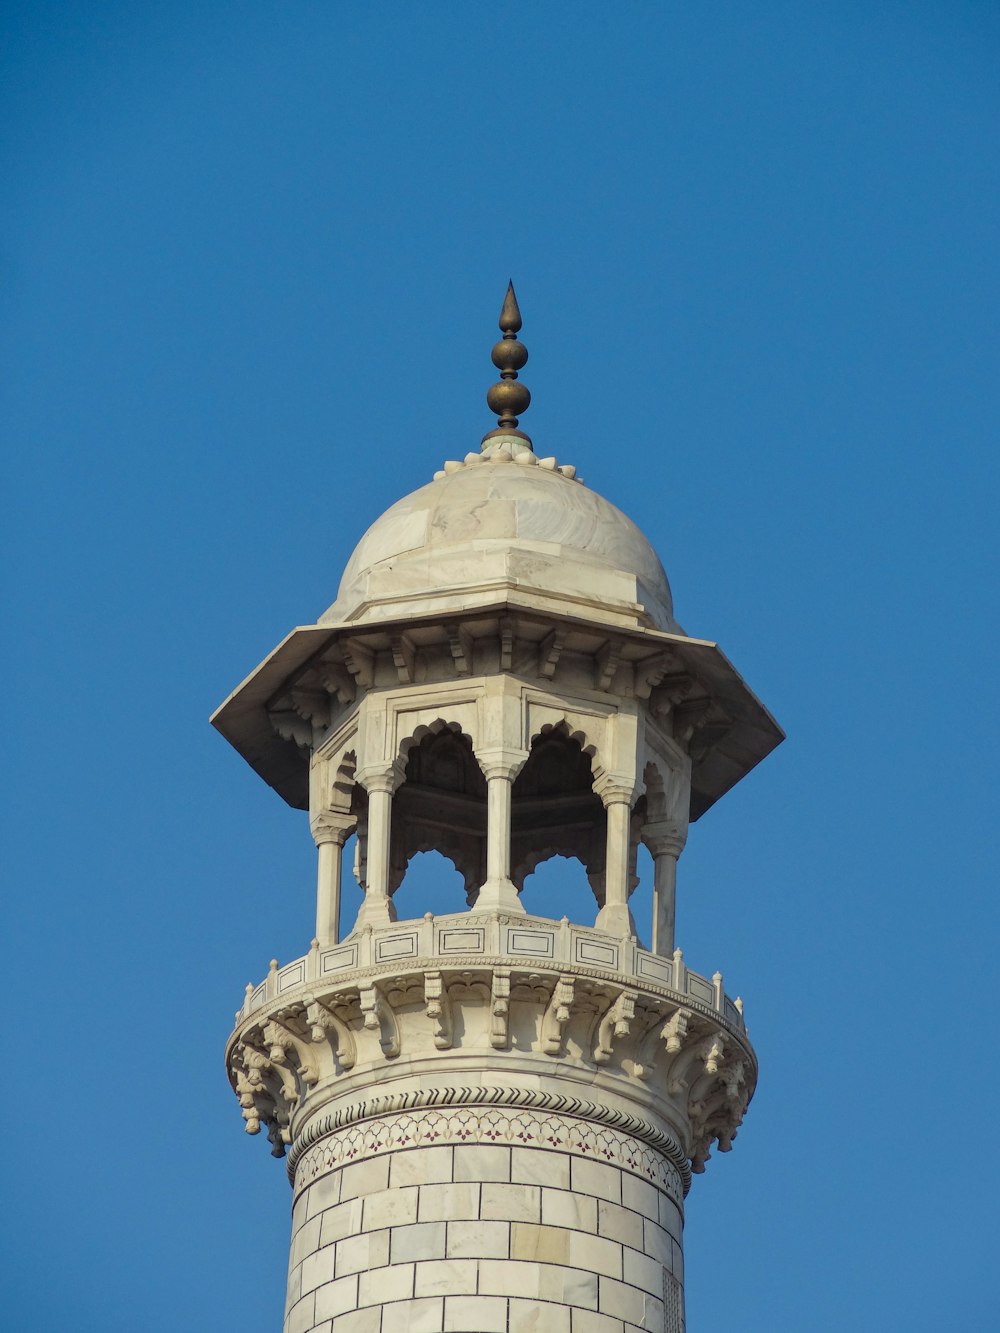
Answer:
top-left (3, 4), bottom-right (998, 1330)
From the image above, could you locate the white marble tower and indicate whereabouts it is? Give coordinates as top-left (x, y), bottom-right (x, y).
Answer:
top-left (214, 286), bottom-right (783, 1333)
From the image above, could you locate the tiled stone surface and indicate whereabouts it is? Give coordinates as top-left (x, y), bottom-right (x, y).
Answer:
top-left (443, 1295), bottom-right (507, 1332)
top-left (294, 1106), bottom-right (684, 1207)
top-left (283, 1120), bottom-right (685, 1333)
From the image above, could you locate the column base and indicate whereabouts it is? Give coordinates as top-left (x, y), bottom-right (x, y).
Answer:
top-left (473, 877), bottom-right (525, 913)
top-left (353, 896), bottom-right (398, 929)
top-left (594, 902), bottom-right (637, 937)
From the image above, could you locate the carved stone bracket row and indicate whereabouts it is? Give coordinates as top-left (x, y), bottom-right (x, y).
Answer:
top-left (264, 614), bottom-right (732, 769)
top-left (227, 962), bottom-right (753, 1174)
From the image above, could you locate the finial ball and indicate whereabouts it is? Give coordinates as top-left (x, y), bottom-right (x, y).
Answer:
top-left (491, 338), bottom-right (528, 373)
top-left (487, 380), bottom-right (531, 418)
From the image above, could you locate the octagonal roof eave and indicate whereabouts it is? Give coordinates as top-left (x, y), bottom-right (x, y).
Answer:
top-left (210, 599), bottom-right (784, 820)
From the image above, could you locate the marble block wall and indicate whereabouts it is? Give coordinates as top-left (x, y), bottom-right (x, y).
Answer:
top-left (283, 1110), bottom-right (685, 1333)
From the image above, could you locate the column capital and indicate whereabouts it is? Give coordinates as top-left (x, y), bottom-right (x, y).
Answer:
top-left (309, 810), bottom-right (356, 847)
top-left (356, 760), bottom-right (406, 796)
top-left (643, 819), bottom-right (687, 858)
top-left (592, 772), bottom-right (639, 807)
top-left (475, 747), bottom-right (530, 784)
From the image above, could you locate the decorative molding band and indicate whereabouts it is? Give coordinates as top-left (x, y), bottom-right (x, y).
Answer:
top-left (236, 947), bottom-right (751, 1058)
top-left (236, 909), bottom-right (748, 1039)
top-left (287, 1085), bottom-right (692, 1197)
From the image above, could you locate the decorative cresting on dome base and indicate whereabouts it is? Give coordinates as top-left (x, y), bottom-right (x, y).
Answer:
top-left (434, 432), bottom-right (582, 482)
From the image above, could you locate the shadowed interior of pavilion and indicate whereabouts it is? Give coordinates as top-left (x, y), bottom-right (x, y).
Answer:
top-left (336, 722), bottom-right (674, 949)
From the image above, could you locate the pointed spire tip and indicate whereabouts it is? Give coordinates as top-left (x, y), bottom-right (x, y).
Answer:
top-left (499, 282), bottom-right (522, 335)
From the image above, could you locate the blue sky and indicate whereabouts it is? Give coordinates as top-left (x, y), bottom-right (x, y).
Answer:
top-left (3, 3), bottom-right (998, 1330)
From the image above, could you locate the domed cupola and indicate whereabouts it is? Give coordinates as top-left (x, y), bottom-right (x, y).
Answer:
top-left (213, 283), bottom-right (781, 930)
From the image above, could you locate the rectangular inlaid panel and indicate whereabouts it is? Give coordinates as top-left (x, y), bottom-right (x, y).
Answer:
top-left (320, 944), bottom-right (359, 974)
top-left (506, 928), bottom-right (555, 957)
top-left (278, 962), bottom-right (306, 992)
top-left (636, 953), bottom-right (675, 987)
top-left (437, 928), bottom-right (485, 954)
top-left (376, 932), bottom-right (419, 961)
top-left (574, 936), bottom-right (619, 968)
top-left (686, 975), bottom-right (713, 1005)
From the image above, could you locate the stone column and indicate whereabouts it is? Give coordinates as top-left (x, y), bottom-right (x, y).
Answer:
top-left (594, 781), bottom-right (637, 937)
top-left (475, 749), bottom-right (528, 913)
top-left (310, 812), bottom-right (355, 946)
top-left (644, 822), bottom-right (687, 957)
top-left (354, 765), bottom-right (402, 929)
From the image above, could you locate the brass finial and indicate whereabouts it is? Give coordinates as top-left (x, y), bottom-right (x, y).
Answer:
top-left (483, 280), bottom-right (531, 448)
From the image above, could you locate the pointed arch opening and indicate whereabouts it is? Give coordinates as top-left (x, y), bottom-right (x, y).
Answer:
top-left (390, 722), bottom-right (487, 916)
top-left (511, 723), bottom-right (606, 922)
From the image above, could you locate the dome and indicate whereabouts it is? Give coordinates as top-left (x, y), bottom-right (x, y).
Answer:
top-left (320, 440), bottom-right (678, 632)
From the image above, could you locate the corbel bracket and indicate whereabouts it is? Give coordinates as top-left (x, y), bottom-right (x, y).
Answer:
top-left (446, 624), bottom-right (473, 676)
top-left (593, 988), bottom-right (637, 1064)
top-left (673, 697), bottom-right (712, 745)
top-left (634, 1005), bottom-right (692, 1080)
top-left (498, 617), bottom-right (514, 672)
top-left (303, 993), bottom-right (357, 1071)
top-left (263, 1016), bottom-right (319, 1088)
top-left (490, 967), bottom-right (511, 1050)
top-left (595, 638), bottom-right (625, 693)
top-left (289, 688), bottom-right (330, 728)
top-left (634, 652), bottom-right (677, 701)
top-left (423, 971), bottom-right (453, 1050)
top-left (541, 974), bottom-right (576, 1055)
top-left (267, 709), bottom-right (312, 750)
top-left (359, 981), bottom-right (400, 1058)
top-left (667, 1029), bottom-right (726, 1095)
top-left (538, 628), bottom-right (566, 680)
top-left (320, 660), bottom-right (356, 706)
top-left (390, 633), bottom-right (416, 684)
top-left (342, 638), bottom-right (375, 689)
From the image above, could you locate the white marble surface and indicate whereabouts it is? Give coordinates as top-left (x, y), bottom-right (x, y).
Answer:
top-left (322, 455), bottom-right (679, 633)
top-left (284, 1129), bottom-right (684, 1333)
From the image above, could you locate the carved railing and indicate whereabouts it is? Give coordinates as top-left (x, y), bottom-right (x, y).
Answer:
top-left (233, 911), bottom-right (746, 1034)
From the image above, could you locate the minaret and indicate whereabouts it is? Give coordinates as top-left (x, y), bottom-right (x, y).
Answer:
top-left (214, 286), bottom-right (783, 1333)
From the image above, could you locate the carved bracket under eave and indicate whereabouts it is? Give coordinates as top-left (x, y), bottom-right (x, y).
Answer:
top-left (538, 628), bottom-right (566, 680)
top-left (320, 660), bottom-right (356, 706)
top-left (423, 971), bottom-right (453, 1050)
top-left (541, 974), bottom-right (576, 1055)
top-left (303, 993), bottom-right (357, 1072)
top-left (390, 633), bottom-right (417, 684)
top-left (633, 1005), bottom-right (693, 1080)
top-left (233, 1042), bottom-right (293, 1157)
top-left (359, 981), bottom-right (400, 1058)
top-left (667, 1030), bottom-right (726, 1096)
top-left (342, 638), bottom-right (375, 690)
top-left (592, 989), bottom-right (637, 1064)
top-left (227, 951), bottom-right (756, 1177)
top-left (446, 624), bottom-right (473, 676)
top-left (595, 638), bottom-right (625, 693)
top-left (268, 710), bottom-right (312, 751)
top-left (689, 1067), bottom-right (750, 1173)
top-left (263, 1016), bottom-right (320, 1089)
top-left (290, 688), bottom-right (330, 729)
top-left (490, 968), bottom-right (511, 1049)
